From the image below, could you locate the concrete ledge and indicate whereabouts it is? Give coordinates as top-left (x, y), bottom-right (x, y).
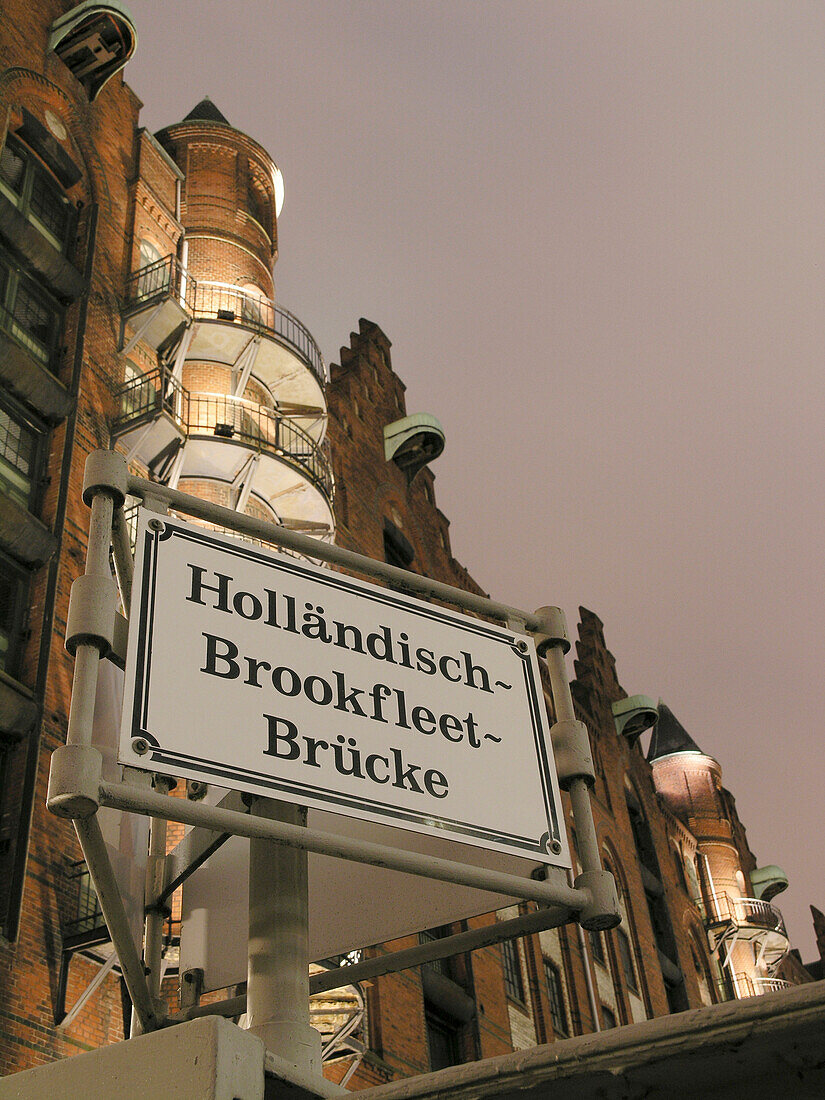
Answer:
top-left (0, 671), bottom-right (38, 742)
top-left (0, 329), bottom-right (72, 422)
top-left (0, 1017), bottom-right (344, 1100)
top-left (358, 979), bottom-right (825, 1099)
top-left (0, 493), bottom-right (56, 566)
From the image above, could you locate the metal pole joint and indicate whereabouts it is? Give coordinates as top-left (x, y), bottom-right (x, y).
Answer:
top-left (531, 605), bottom-right (571, 655)
top-left (65, 574), bottom-right (119, 658)
top-left (47, 744), bottom-right (102, 819)
top-left (82, 449), bottom-right (129, 509)
top-left (551, 719), bottom-right (596, 790)
top-left (575, 870), bottom-right (621, 931)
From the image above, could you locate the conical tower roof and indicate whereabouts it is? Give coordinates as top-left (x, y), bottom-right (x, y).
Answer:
top-left (647, 702), bottom-right (704, 761)
top-left (181, 97), bottom-right (231, 124)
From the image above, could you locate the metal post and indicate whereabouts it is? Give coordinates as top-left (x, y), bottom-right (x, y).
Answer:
top-left (65, 490), bottom-right (113, 750)
top-left (74, 815), bottom-right (160, 1032)
top-left (144, 775), bottom-right (173, 1005)
top-left (543, 641), bottom-right (602, 877)
top-left (111, 504), bottom-right (134, 615)
top-left (246, 797), bottom-right (321, 1077)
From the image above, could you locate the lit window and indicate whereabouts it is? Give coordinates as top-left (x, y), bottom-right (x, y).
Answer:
top-left (0, 553), bottom-right (28, 678)
top-left (135, 239), bottom-right (168, 302)
top-left (0, 137), bottom-right (73, 252)
top-left (544, 959), bottom-right (568, 1037)
top-left (501, 938), bottom-right (525, 1003)
top-left (0, 254), bottom-right (61, 366)
top-left (0, 399), bottom-right (43, 509)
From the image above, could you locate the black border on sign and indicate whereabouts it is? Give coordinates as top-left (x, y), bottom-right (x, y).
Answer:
top-left (124, 518), bottom-right (564, 858)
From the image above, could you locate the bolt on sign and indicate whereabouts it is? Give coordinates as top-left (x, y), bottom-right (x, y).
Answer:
top-left (120, 514), bottom-right (568, 866)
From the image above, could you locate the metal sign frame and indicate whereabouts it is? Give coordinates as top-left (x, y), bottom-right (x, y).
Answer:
top-left (47, 450), bottom-right (619, 1087)
top-left (121, 512), bottom-right (569, 865)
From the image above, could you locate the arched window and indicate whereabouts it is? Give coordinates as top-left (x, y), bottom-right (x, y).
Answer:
top-left (689, 933), bottom-right (715, 1007)
top-left (0, 134), bottom-right (74, 252)
top-left (136, 239), bottom-right (166, 300)
top-left (624, 781), bottom-right (688, 1013)
top-left (602, 847), bottom-right (648, 1022)
top-left (672, 845), bottom-right (689, 894)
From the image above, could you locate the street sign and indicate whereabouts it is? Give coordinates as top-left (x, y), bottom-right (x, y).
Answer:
top-left (120, 513), bottom-right (569, 865)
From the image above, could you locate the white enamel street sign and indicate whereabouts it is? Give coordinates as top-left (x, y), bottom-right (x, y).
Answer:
top-left (120, 513), bottom-right (569, 866)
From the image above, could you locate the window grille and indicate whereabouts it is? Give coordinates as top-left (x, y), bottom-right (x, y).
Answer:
top-left (544, 959), bottom-right (568, 1037)
top-left (425, 1006), bottom-right (461, 1071)
top-left (419, 925), bottom-right (452, 977)
top-left (0, 255), bottom-right (61, 366)
top-left (589, 929), bottom-right (606, 966)
top-left (0, 554), bottom-right (28, 677)
top-left (0, 403), bottom-right (38, 508)
top-left (0, 136), bottom-right (72, 251)
top-left (501, 937), bottom-right (525, 1003)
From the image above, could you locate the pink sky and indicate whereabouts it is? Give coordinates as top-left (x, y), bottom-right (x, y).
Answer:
top-left (125, 1), bottom-right (825, 960)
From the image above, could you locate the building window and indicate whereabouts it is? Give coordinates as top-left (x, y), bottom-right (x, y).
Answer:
top-left (544, 959), bottom-right (568, 1037)
top-left (0, 398), bottom-right (44, 509)
top-left (501, 938), bottom-right (525, 1003)
top-left (0, 553), bottom-right (29, 678)
top-left (419, 924), bottom-right (454, 978)
top-left (335, 481), bottom-right (348, 527)
top-left (601, 1004), bottom-right (617, 1029)
top-left (589, 930), bottom-right (606, 966)
top-left (425, 1005), bottom-right (461, 1071)
top-left (383, 519), bottom-right (414, 571)
top-left (0, 254), bottom-right (61, 366)
top-left (0, 136), bottom-right (73, 252)
top-left (616, 928), bottom-right (638, 993)
top-left (135, 239), bottom-right (168, 301)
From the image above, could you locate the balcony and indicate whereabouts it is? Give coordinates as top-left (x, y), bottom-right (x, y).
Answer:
top-left (110, 366), bottom-right (188, 471)
top-left (122, 255), bottom-right (195, 351)
top-left (111, 375), bottom-right (334, 532)
top-left (183, 392), bottom-right (334, 529)
top-left (188, 282), bottom-right (326, 420)
top-left (706, 894), bottom-right (789, 970)
top-left (752, 977), bottom-right (792, 995)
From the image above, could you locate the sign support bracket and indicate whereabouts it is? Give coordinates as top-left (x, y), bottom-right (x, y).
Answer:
top-left (47, 449), bottom-right (620, 1067)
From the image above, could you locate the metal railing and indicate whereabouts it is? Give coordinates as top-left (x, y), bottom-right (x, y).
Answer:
top-left (752, 976), bottom-right (792, 994)
top-left (111, 366), bottom-right (189, 437)
top-left (188, 391), bottom-right (334, 503)
top-left (706, 893), bottom-right (787, 937)
top-left (123, 255), bottom-right (197, 314)
top-left (63, 860), bottom-right (105, 941)
top-left (192, 281), bottom-right (326, 386)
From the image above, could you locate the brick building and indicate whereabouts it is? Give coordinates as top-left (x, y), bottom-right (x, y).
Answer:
top-left (0, 1), bottom-right (820, 1088)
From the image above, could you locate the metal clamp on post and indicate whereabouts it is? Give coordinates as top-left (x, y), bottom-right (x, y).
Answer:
top-left (65, 573), bottom-right (119, 658)
top-left (47, 744), bottom-right (103, 819)
top-left (82, 449), bottom-right (129, 509)
top-left (575, 870), bottom-right (621, 931)
top-left (551, 719), bottom-right (596, 790)
top-left (531, 605), bottom-right (571, 655)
